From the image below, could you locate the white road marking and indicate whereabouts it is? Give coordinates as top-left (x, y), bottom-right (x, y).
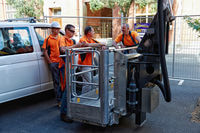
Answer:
top-left (178, 80), bottom-right (184, 85)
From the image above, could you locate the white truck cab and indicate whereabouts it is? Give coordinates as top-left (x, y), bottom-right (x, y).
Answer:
top-left (0, 20), bottom-right (62, 103)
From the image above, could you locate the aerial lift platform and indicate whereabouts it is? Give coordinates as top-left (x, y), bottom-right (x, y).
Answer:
top-left (63, 0), bottom-right (174, 127)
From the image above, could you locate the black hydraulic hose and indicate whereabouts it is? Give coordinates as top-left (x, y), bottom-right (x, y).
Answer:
top-left (153, 80), bottom-right (167, 101)
top-left (165, 22), bottom-right (170, 54)
top-left (158, 0), bottom-right (171, 102)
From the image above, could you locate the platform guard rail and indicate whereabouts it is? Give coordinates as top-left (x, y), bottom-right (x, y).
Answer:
top-left (61, 46), bottom-right (159, 126)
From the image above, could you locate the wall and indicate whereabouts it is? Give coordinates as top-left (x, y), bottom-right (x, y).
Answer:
top-left (181, 0), bottom-right (200, 15)
top-left (0, 0), bottom-right (5, 20)
top-left (0, 0), bottom-right (16, 20)
top-left (84, 2), bottom-right (112, 38)
top-left (177, 0), bottom-right (200, 47)
top-left (43, 0), bottom-right (84, 32)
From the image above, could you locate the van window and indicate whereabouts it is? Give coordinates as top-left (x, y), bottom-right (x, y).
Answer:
top-left (34, 28), bottom-right (51, 48)
top-left (0, 31), bottom-right (3, 50)
top-left (0, 27), bottom-right (33, 56)
top-left (34, 27), bottom-right (63, 49)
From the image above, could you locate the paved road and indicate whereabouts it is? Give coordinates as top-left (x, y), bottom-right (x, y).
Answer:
top-left (0, 80), bottom-right (200, 133)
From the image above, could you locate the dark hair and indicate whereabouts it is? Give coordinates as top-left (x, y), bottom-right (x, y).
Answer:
top-left (65, 24), bottom-right (75, 32)
top-left (84, 26), bottom-right (93, 35)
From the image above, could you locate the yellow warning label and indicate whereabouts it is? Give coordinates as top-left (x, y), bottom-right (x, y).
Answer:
top-left (111, 83), bottom-right (114, 88)
top-left (77, 98), bottom-right (80, 103)
top-left (96, 89), bottom-right (99, 94)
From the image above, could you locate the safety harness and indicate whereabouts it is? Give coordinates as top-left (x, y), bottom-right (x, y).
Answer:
top-left (80, 39), bottom-right (99, 62)
top-left (122, 31), bottom-right (138, 46)
top-left (46, 36), bottom-right (51, 56)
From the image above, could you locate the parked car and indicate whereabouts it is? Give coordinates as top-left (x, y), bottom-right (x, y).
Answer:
top-left (0, 20), bottom-right (63, 103)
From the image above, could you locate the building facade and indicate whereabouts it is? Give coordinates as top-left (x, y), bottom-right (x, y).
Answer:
top-left (43, 0), bottom-right (113, 38)
top-left (43, 0), bottom-right (85, 36)
top-left (0, 0), bottom-right (16, 20)
top-left (1, 0), bottom-right (200, 40)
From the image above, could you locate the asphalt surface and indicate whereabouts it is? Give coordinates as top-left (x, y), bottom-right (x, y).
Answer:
top-left (0, 79), bottom-right (200, 133)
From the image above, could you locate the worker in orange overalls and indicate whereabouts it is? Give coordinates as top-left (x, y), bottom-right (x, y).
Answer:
top-left (59, 24), bottom-right (81, 91)
top-left (59, 24), bottom-right (82, 123)
top-left (78, 26), bottom-right (106, 94)
top-left (42, 22), bottom-right (63, 107)
top-left (112, 23), bottom-right (141, 54)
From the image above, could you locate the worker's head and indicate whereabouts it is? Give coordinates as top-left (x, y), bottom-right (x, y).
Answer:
top-left (50, 21), bottom-right (61, 36)
top-left (65, 24), bottom-right (75, 38)
top-left (84, 26), bottom-right (95, 38)
top-left (121, 23), bottom-right (129, 35)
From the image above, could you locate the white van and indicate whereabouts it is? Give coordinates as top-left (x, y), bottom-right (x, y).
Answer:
top-left (0, 20), bottom-right (62, 103)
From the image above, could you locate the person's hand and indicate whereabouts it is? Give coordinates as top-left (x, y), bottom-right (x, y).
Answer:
top-left (99, 42), bottom-right (106, 46)
top-left (121, 45), bottom-right (126, 48)
top-left (48, 60), bottom-right (52, 64)
top-left (85, 44), bottom-right (90, 47)
top-left (81, 41), bottom-right (89, 47)
top-left (60, 47), bottom-right (66, 53)
top-left (76, 43), bottom-right (81, 47)
top-left (101, 46), bottom-right (107, 50)
top-left (115, 45), bottom-right (119, 49)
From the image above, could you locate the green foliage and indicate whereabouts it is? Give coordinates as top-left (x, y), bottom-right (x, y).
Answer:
top-left (6, 0), bottom-right (43, 19)
top-left (89, 0), bottom-right (134, 17)
top-left (117, 0), bottom-right (133, 17)
top-left (149, 1), bottom-right (157, 13)
top-left (89, 0), bottom-right (105, 11)
top-left (184, 16), bottom-right (200, 37)
top-left (135, 0), bottom-right (147, 8)
top-left (89, 0), bottom-right (157, 17)
top-left (135, 0), bottom-right (156, 8)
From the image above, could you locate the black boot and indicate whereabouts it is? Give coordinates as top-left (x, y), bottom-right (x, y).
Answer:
top-left (60, 113), bottom-right (73, 123)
